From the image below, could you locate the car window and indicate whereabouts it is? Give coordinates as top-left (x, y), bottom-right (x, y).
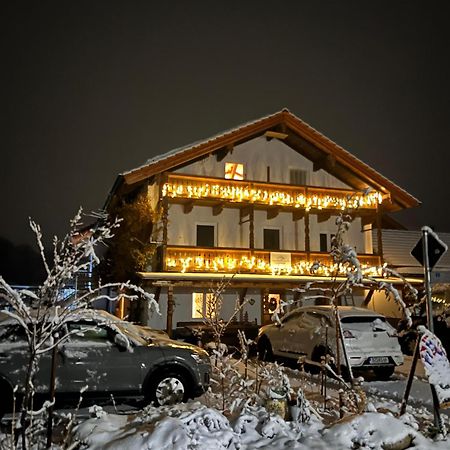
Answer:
top-left (68, 323), bottom-right (112, 344)
top-left (0, 324), bottom-right (26, 342)
top-left (302, 312), bottom-right (324, 328)
top-left (282, 311), bottom-right (303, 324)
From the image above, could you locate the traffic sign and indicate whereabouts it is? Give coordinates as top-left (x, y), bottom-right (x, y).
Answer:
top-left (411, 228), bottom-right (448, 270)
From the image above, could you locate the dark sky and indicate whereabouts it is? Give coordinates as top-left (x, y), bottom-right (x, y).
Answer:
top-left (2, 1), bottom-right (450, 249)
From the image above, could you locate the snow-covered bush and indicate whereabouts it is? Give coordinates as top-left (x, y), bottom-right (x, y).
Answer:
top-left (0, 209), bottom-right (158, 449)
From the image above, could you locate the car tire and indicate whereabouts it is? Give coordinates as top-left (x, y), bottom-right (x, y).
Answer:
top-left (257, 336), bottom-right (274, 362)
top-left (145, 369), bottom-right (191, 407)
top-left (0, 380), bottom-right (13, 419)
top-left (373, 366), bottom-right (395, 380)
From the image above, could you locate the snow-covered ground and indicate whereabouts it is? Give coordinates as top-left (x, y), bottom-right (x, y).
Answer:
top-left (56, 359), bottom-right (450, 449)
top-left (2, 356), bottom-right (449, 449)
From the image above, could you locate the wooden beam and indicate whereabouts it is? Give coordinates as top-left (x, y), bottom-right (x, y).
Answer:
top-left (361, 214), bottom-right (376, 227)
top-left (317, 211), bottom-right (332, 223)
top-left (183, 200), bottom-right (194, 214)
top-left (313, 153), bottom-right (336, 172)
top-left (292, 210), bottom-right (305, 221)
top-left (249, 207), bottom-right (255, 249)
top-left (166, 284), bottom-right (174, 337)
top-left (212, 202), bottom-right (224, 216)
top-left (215, 144), bottom-right (233, 162)
top-left (376, 205), bottom-right (384, 259)
top-left (304, 211), bottom-right (310, 253)
top-left (240, 205), bottom-right (252, 219)
top-left (265, 130), bottom-right (288, 140)
top-left (267, 208), bottom-right (280, 220)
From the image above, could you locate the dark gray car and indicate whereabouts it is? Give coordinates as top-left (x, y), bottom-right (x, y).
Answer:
top-left (0, 310), bottom-right (210, 414)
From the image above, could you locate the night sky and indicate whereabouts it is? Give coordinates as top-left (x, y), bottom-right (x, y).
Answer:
top-left (2, 1), bottom-right (450, 255)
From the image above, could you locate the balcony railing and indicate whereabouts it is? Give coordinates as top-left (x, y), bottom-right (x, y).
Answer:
top-left (164, 245), bottom-right (382, 277)
top-left (162, 174), bottom-right (387, 212)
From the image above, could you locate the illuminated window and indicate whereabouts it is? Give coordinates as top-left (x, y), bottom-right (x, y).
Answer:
top-left (225, 162), bottom-right (244, 180)
top-left (192, 293), bottom-right (204, 319)
top-left (192, 292), bottom-right (215, 319)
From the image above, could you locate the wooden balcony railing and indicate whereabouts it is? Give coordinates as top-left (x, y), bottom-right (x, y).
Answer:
top-left (164, 245), bottom-right (382, 277)
top-left (162, 174), bottom-right (387, 212)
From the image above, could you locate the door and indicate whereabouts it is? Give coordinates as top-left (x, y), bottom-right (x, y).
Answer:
top-left (56, 322), bottom-right (141, 395)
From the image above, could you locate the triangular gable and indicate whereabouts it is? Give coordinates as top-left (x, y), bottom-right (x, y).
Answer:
top-left (111, 109), bottom-right (420, 212)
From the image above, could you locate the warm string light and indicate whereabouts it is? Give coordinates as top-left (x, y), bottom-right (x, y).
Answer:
top-left (431, 296), bottom-right (449, 305)
top-left (162, 180), bottom-right (383, 211)
top-left (165, 252), bottom-right (382, 277)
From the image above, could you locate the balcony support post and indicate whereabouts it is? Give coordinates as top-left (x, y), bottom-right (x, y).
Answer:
top-left (304, 211), bottom-right (310, 256)
top-left (249, 207), bottom-right (255, 249)
top-left (166, 284), bottom-right (174, 337)
top-left (376, 205), bottom-right (383, 259)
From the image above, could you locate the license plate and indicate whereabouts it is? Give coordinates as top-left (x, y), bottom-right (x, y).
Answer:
top-left (369, 356), bottom-right (389, 364)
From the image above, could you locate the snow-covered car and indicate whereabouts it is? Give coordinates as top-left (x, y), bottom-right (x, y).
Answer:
top-left (256, 305), bottom-right (403, 379)
top-left (0, 309), bottom-right (211, 415)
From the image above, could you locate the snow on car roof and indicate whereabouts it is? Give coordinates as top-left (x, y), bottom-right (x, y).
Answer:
top-left (298, 305), bottom-right (384, 318)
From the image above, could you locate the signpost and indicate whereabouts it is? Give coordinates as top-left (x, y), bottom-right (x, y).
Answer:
top-left (406, 227), bottom-right (448, 430)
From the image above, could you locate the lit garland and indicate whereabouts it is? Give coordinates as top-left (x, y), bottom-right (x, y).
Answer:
top-left (165, 252), bottom-right (382, 277)
top-left (162, 179), bottom-right (383, 211)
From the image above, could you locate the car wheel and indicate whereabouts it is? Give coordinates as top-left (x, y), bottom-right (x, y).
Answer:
top-left (257, 336), bottom-right (274, 362)
top-left (373, 366), bottom-right (395, 380)
top-left (146, 370), bottom-right (191, 406)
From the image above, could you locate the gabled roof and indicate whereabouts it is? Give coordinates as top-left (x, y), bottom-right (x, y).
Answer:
top-left (107, 109), bottom-right (420, 212)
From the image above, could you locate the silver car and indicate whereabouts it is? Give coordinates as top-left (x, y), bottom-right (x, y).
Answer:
top-left (257, 305), bottom-right (403, 379)
top-left (0, 309), bottom-right (211, 415)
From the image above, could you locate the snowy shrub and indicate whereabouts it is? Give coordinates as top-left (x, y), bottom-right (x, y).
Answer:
top-left (0, 209), bottom-right (158, 449)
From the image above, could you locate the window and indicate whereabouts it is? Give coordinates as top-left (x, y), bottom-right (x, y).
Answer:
top-left (319, 233), bottom-right (335, 252)
top-left (264, 228), bottom-right (280, 250)
top-left (192, 292), bottom-right (215, 319)
top-left (289, 169), bottom-right (308, 185)
top-left (196, 224), bottom-right (215, 247)
top-left (320, 233), bottom-right (328, 252)
top-left (225, 162), bottom-right (244, 180)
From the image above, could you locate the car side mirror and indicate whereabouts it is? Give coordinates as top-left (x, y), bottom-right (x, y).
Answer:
top-left (114, 333), bottom-right (131, 351)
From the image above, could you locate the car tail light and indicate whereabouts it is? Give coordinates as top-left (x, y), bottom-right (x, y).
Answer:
top-left (343, 329), bottom-right (355, 339)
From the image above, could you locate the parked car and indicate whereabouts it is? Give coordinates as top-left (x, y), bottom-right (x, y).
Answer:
top-left (0, 309), bottom-right (211, 416)
top-left (397, 314), bottom-right (450, 357)
top-left (256, 305), bottom-right (404, 380)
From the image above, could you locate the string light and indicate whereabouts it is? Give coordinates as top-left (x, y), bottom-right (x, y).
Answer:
top-left (166, 249), bottom-right (382, 277)
top-left (162, 176), bottom-right (384, 211)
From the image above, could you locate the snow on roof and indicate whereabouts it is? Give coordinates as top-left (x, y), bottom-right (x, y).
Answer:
top-left (121, 109), bottom-right (284, 176)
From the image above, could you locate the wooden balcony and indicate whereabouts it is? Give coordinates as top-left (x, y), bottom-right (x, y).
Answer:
top-left (164, 245), bottom-right (382, 277)
top-left (162, 173), bottom-right (387, 212)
